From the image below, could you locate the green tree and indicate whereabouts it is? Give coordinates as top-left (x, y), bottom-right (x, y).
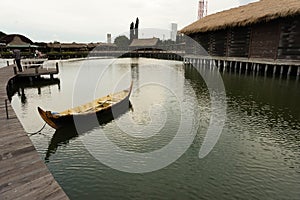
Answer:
top-left (114, 35), bottom-right (130, 50)
top-left (0, 31), bottom-right (7, 40)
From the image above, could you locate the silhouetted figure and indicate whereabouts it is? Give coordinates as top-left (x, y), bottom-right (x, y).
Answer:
top-left (13, 49), bottom-right (22, 72)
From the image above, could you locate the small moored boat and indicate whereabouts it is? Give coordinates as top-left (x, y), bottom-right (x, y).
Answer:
top-left (38, 82), bottom-right (133, 130)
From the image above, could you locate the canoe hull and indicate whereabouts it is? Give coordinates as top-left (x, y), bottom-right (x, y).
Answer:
top-left (38, 83), bottom-right (133, 130)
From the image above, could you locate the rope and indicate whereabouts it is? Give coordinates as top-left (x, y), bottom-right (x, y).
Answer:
top-left (27, 123), bottom-right (47, 136)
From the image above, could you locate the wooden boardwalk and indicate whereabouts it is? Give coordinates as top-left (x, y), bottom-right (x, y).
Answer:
top-left (14, 64), bottom-right (59, 79)
top-left (0, 65), bottom-right (69, 200)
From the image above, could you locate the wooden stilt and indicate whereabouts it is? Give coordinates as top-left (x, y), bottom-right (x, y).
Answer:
top-left (273, 65), bottom-right (277, 76)
top-left (287, 66), bottom-right (291, 76)
top-left (265, 64), bottom-right (268, 75)
top-left (239, 62), bottom-right (242, 72)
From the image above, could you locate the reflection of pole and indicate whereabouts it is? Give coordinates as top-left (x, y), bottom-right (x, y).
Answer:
top-left (131, 61), bottom-right (139, 93)
top-left (21, 88), bottom-right (26, 104)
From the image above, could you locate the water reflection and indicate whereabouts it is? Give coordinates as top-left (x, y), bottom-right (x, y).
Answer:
top-left (10, 58), bottom-right (300, 199)
top-left (45, 60), bottom-right (139, 160)
top-left (45, 102), bottom-right (132, 161)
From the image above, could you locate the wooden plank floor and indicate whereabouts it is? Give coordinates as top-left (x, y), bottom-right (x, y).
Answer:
top-left (0, 65), bottom-right (69, 200)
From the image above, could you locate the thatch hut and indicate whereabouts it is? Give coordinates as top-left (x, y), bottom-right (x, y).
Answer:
top-left (129, 38), bottom-right (159, 51)
top-left (181, 0), bottom-right (300, 61)
top-left (0, 34), bottom-right (37, 50)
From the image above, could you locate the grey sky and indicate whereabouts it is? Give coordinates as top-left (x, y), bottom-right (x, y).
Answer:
top-left (0, 0), bottom-right (257, 43)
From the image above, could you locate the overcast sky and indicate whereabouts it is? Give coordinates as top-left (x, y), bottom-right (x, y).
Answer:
top-left (0, 0), bottom-right (257, 43)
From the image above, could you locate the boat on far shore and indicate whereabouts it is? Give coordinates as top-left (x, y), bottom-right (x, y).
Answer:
top-left (38, 81), bottom-right (133, 130)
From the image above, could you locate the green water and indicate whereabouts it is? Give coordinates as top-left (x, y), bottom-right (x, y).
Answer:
top-left (11, 58), bottom-right (300, 199)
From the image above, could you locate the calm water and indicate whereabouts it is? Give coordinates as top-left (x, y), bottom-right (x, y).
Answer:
top-left (11, 58), bottom-right (300, 199)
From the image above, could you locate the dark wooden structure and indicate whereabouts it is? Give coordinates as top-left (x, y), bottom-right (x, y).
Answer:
top-left (129, 38), bottom-right (159, 51)
top-left (181, 0), bottom-right (300, 61)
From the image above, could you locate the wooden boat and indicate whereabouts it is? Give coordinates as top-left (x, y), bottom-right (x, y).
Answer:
top-left (38, 82), bottom-right (133, 130)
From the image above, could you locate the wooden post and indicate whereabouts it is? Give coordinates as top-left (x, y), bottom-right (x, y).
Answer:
top-left (55, 62), bottom-right (59, 73)
top-left (13, 66), bottom-right (17, 75)
top-left (265, 64), bottom-right (268, 75)
top-left (273, 65), bottom-right (277, 76)
top-left (7, 61), bottom-right (9, 66)
top-left (5, 99), bottom-right (9, 119)
top-left (280, 66), bottom-right (283, 74)
top-left (297, 67), bottom-right (300, 77)
top-left (246, 62), bottom-right (249, 73)
top-left (234, 61), bottom-right (237, 71)
top-left (287, 66), bottom-right (291, 76)
top-left (35, 67), bottom-right (38, 74)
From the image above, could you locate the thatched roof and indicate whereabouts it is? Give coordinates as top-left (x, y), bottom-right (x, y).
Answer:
top-left (8, 36), bottom-right (29, 45)
top-left (129, 38), bottom-right (159, 47)
top-left (181, 0), bottom-right (300, 34)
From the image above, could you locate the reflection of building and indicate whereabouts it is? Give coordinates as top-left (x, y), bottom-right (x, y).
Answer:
top-left (170, 23), bottom-right (178, 42)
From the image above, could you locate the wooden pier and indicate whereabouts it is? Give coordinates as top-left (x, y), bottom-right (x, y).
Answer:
top-left (183, 56), bottom-right (300, 78)
top-left (0, 64), bottom-right (68, 199)
top-left (13, 62), bottom-right (59, 80)
top-left (119, 50), bottom-right (300, 78)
